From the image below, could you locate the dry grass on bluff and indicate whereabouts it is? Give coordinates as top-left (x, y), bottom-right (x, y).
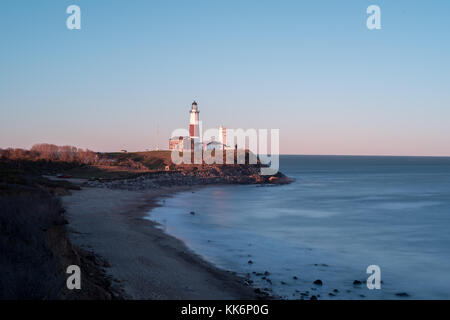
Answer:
top-left (63, 151), bottom-right (173, 180)
top-left (1, 146), bottom-right (264, 181)
top-left (104, 151), bottom-right (172, 170)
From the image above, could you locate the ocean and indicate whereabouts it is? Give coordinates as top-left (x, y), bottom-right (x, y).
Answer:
top-left (145, 155), bottom-right (450, 299)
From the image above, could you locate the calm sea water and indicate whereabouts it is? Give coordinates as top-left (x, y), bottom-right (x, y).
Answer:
top-left (146, 156), bottom-right (450, 299)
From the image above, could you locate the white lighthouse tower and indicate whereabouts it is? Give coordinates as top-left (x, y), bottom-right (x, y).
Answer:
top-left (189, 101), bottom-right (200, 138)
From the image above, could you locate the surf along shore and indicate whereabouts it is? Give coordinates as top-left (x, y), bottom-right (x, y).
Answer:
top-left (62, 163), bottom-right (291, 299)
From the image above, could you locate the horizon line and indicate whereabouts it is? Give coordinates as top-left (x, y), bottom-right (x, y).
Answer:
top-left (2, 145), bottom-right (450, 159)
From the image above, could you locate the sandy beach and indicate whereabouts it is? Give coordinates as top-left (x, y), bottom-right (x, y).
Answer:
top-left (62, 186), bottom-right (259, 300)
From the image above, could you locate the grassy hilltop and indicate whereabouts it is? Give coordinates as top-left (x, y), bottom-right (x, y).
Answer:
top-left (0, 145), bottom-right (267, 181)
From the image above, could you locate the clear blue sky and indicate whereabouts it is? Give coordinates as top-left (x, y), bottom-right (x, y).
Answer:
top-left (1, 0), bottom-right (449, 155)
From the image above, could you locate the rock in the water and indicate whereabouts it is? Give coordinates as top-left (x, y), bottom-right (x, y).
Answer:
top-left (313, 279), bottom-right (323, 286)
top-left (395, 292), bottom-right (410, 297)
top-left (190, 211), bottom-right (195, 215)
top-left (268, 176), bottom-right (279, 183)
top-left (248, 260), bottom-right (253, 264)
top-left (244, 279), bottom-right (253, 286)
top-left (310, 295), bottom-right (318, 300)
top-left (353, 280), bottom-right (362, 285)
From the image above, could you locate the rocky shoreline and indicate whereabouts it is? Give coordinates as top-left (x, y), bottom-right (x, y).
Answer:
top-left (83, 166), bottom-right (292, 190)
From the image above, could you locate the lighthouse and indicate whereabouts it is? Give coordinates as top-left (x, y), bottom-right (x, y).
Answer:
top-left (189, 101), bottom-right (200, 138)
